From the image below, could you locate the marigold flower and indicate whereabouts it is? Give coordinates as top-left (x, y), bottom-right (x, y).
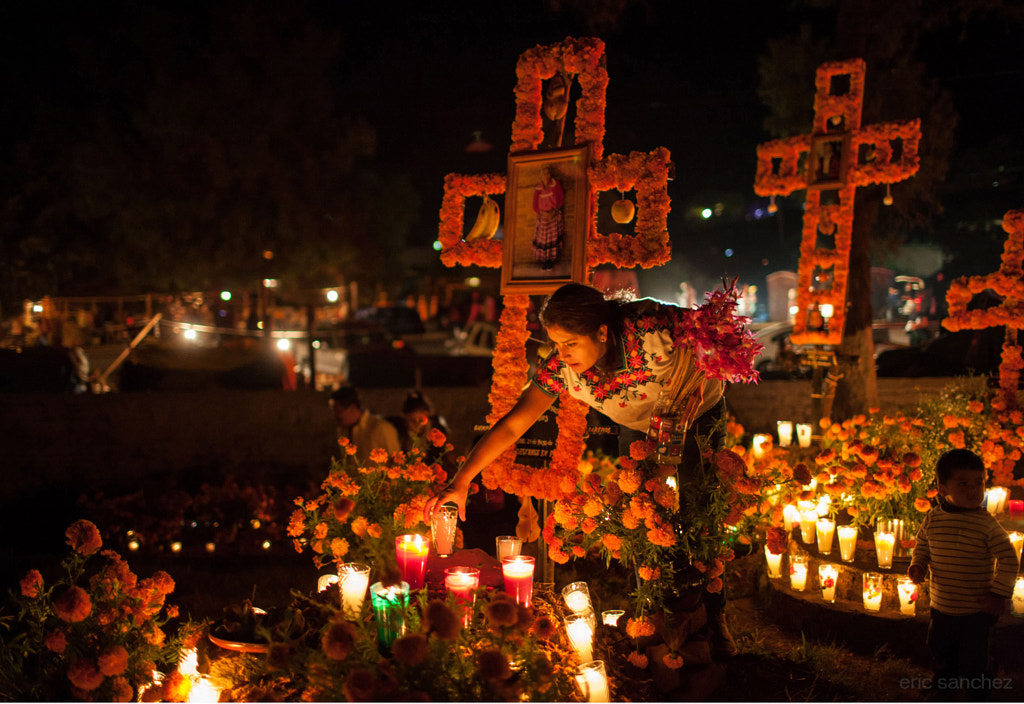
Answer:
top-left (44, 630), bottom-right (67, 653)
top-left (322, 620), bottom-right (356, 660)
top-left (427, 427), bottom-right (447, 447)
top-left (625, 616), bottom-right (655, 638)
top-left (350, 516), bottom-right (368, 537)
top-left (67, 658), bottom-right (104, 691)
top-left (581, 517), bottom-right (598, 534)
top-left (637, 565), bottom-right (661, 581)
top-left (618, 469), bottom-right (643, 494)
top-left (333, 497), bottom-right (355, 523)
top-left (368, 448), bottom-right (389, 463)
top-left (477, 648), bottom-right (513, 681)
top-left (425, 600), bottom-right (461, 640)
top-left (949, 430), bottom-right (966, 448)
top-left (485, 597), bottom-right (519, 627)
top-left (627, 651), bottom-right (649, 668)
top-left (98, 645), bottom-right (129, 676)
top-left (287, 508), bottom-right (307, 538)
top-left (708, 559), bottom-right (725, 579)
top-left (582, 497), bottom-right (604, 518)
top-left (647, 525), bottom-right (676, 547)
top-left (330, 537), bottom-right (350, 559)
top-left (367, 523), bottom-right (383, 539)
top-left (793, 463), bottom-right (812, 485)
top-left (914, 497), bottom-right (932, 513)
top-left (663, 652), bottom-right (685, 669)
top-left (392, 633), bottom-right (430, 666)
top-left (54, 586), bottom-right (92, 622)
top-left (20, 569), bottom-right (43, 598)
top-left (629, 439), bottom-right (655, 459)
top-left (706, 577), bottom-right (724, 593)
top-left (765, 526), bottom-right (787, 555)
top-left (66, 519), bottom-right (103, 556)
top-left (111, 677), bottom-right (133, 703)
top-left (342, 669), bottom-right (378, 702)
top-left (533, 615), bottom-right (557, 639)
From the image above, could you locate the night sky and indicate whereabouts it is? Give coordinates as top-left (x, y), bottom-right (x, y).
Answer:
top-left (1, 1), bottom-right (1022, 302)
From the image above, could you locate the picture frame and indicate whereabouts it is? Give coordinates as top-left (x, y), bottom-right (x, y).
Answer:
top-left (808, 133), bottom-right (851, 190)
top-left (501, 145), bottom-right (590, 295)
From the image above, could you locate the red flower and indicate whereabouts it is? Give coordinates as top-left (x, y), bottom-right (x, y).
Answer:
top-left (65, 519), bottom-right (103, 556)
top-left (20, 569), bottom-right (43, 598)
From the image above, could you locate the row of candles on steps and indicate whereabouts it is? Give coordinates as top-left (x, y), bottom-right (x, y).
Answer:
top-left (315, 532), bottom-right (618, 702)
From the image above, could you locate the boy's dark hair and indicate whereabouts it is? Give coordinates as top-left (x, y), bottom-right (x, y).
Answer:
top-left (934, 448), bottom-right (985, 484)
top-left (330, 385), bottom-right (361, 409)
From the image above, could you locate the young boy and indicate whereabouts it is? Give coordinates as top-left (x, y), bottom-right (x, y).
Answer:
top-left (909, 449), bottom-right (1019, 700)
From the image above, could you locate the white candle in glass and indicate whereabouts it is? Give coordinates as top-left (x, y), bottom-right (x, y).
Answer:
top-left (777, 421), bottom-right (794, 447)
top-left (752, 434), bottom-right (771, 459)
top-left (783, 504), bottom-right (800, 533)
top-left (1009, 532), bottom-right (1023, 563)
top-left (838, 525), bottom-right (857, 562)
top-left (1012, 578), bottom-right (1024, 617)
top-left (799, 510), bottom-right (817, 544)
top-left (796, 423), bottom-right (813, 448)
top-left (816, 518), bottom-right (835, 555)
top-left (789, 554), bottom-right (808, 591)
top-left (562, 582), bottom-right (593, 614)
top-left (575, 661), bottom-right (611, 703)
top-left (986, 487), bottom-right (1008, 515)
top-left (875, 531), bottom-right (895, 569)
top-left (897, 577), bottom-right (918, 616)
top-left (565, 614), bottom-right (594, 663)
top-left (818, 563), bottom-right (838, 603)
top-left (339, 563), bottom-right (371, 619)
top-left (863, 573), bottom-right (883, 612)
top-left (764, 546), bottom-right (784, 579)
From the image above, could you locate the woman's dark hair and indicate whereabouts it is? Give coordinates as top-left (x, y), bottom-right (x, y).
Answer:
top-left (934, 448), bottom-right (985, 484)
top-left (539, 283), bottom-right (632, 337)
top-left (402, 390), bottom-right (432, 416)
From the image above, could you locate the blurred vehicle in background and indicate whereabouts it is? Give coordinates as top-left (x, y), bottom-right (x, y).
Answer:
top-left (751, 323), bottom-right (811, 379)
top-left (290, 319), bottom-right (416, 389)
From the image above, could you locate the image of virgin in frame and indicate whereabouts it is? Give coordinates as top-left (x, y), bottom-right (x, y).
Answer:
top-left (501, 145), bottom-right (590, 295)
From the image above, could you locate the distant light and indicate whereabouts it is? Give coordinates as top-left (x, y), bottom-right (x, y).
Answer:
top-left (257, 321), bottom-right (264, 330)
top-left (171, 542), bottom-right (182, 553)
top-left (789, 305), bottom-right (799, 316)
top-left (263, 278), bottom-right (278, 288)
top-left (820, 304), bottom-right (834, 318)
top-left (754, 208), bottom-right (763, 218)
top-left (183, 329), bottom-right (197, 340)
top-left (276, 338), bottom-right (290, 351)
top-left (32, 304), bottom-right (43, 313)
top-left (128, 540), bottom-right (140, 552)
top-left (312, 340), bottom-right (321, 349)
top-left (326, 289), bottom-right (339, 303)
top-left (993, 181), bottom-right (999, 188)
top-left (466, 277), bottom-right (481, 287)
top-left (251, 519), bottom-right (261, 529)
top-left (220, 291), bottom-right (231, 301)
top-left (725, 248), bottom-right (734, 258)
top-left (262, 540), bottom-right (272, 550)
top-left (701, 208), bottom-right (713, 219)
top-left (433, 240), bottom-right (443, 251)
top-left (205, 542), bottom-right (216, 553)
top-left (263, 250), bottom-right (274, 260)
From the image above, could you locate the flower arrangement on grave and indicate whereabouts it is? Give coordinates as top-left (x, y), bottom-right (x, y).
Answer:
top-left (0, 520), bottom-right (191, 702)
top-left (288, 430), bottom-right (457, 569)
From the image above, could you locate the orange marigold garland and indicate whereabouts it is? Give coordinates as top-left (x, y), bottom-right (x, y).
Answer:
top-left (438, 172), bottom-right (506, 268)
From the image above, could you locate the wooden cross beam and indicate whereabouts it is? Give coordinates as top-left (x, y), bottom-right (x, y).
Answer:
top-left (944, 210), bottom-right (1024, 411)
top-left (754, 58), bottom-right (921, 346)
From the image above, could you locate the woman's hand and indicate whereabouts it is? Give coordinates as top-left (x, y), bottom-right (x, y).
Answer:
top-left (424, 481), bottom-right (468, 523)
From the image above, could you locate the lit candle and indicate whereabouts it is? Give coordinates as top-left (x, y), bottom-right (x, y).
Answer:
top-left (430, 505), bottom-right (459, 557)
top-left (783, 504), bottom-right (800, 533)
top-left (565, 613), bottom-right (594, 663)
top-left (601, 610), bottom-right (625, 626)
top-left (444, 566), bottom-right (480, 627)
top-left (187, 677), bottom-right (221, 703)
top-left (752, 433), bottom-right (771, 459)
top-left (796, 423), bottom-right (813, 448)
top-left (1009, 500), bottom-right (1023, 521)
top-left (575, 660), bottom-right (611, 703)
top-left (338, 562), bottom-right (371, 620)
top-left (562, 581), bottom-right (593, 614)
top-left (789, 554), bottom-right (808, 591)
top-left (764, 546), bottom-right (784, 579)
top-left (495, 535), bottom-right (523, 561)
top-left (395, 534), bottom-right (430, 591)
top-left (799, 510), bottom-right (817, 544)
top-left (838, 525), bottom-right (857, 562)
top-left (897, 576), bottom-right (918, 616)
top-left (986, 487), bottom-right (1008, 516)
top-left (1012, 577), bottom-right (1024, 617)
top-left (816, 518), bottom-right (835, 555)
top-left (370, 581), bottom-right (410, 649)
top-left (777, 420), bottom-right (794, 447)
top-left (317, 573), bottom-right (340, 593)
top-left (818, 563), bottom-right (838, 603)
top-left (863, 572), bottom-right (883, 612)
top-left (875, 531), bottom-right (895, 569)
top-left (1009, 532), bottom-right (1024, 564)
top-left (501, 555), bottom-right (536, 607)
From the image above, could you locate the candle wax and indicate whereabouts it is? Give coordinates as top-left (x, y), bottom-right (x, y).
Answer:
top-left (396, 536), bottom-right (429, 590)
top-left (566, 619), bottom-right (594, 663)
top-left (565, 590), bottom-right (591, 614)
top-left (502, 558), bottom-right (535, 607)
top-left (838, 525), bottom-right (857, 562)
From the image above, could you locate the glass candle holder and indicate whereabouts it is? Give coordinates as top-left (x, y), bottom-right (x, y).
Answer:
top-left (1009, 500), bottom-right (1023, 521)
top-left (601, 610), bottom-right (625, 627)
top-left (496, 535), bottom-right (523, 561)
top-left (764, 546), bottom-right (784, 579)
top-left (444, 566), bottom-right (480, 627)
top-left (395, 534), bottom-right (430, 590)
top-left (317, 573), bottom-right (339, 593)
top-left (783, 504), bottom-right (800, 533)
top-left (1012, 577), bottom-right (1024, 617)
top-left (816, 518), bottom-right (835, 555)
top-left (863, 572), bottom-right (883, 612)
top-left (796, 423), bottom-right (813, 448)
top-left (575, 660), bottom-right (611, 703)
top-left (818, 563), bottom-right (838, 603)
top-left (789, 554), bottom-right (808, 591)
top-left (837, 525), bottom-right (857, 562)
top-left (777, 420), bottom-right (794, 447)
top-left (562, 581), bottom-right (597, 632)
top-left (1009, 531), bottom-right (1023, 564)
top-left (799, 510), bottom-right (817, 544)
top-left (338, 562), bottom-right (371, 620)
top-left (370, 581), bottom-right (409, 649)
top-left (752, 433), bottom-right (771, 460)
top-left (874, 531), bottom-right (895, 569)
top-left (430, 504), bottom-right (459, 557)
top-left (897, 576), bottom-right (918, 616)
top-left (565, 613), bottom-right (595, 663)
top-left (985, 487), bottom-right (1008, 516)
top-left (501, 555), bottom-right (536, 607)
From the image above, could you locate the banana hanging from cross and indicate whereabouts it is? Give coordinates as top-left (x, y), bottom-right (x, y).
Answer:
top-left (464, 195), bottom-right (501, 241)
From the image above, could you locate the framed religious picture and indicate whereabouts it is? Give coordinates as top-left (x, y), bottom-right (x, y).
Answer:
top-left (501, 145), bottom-right (590, 295)
top-left (808, 133), bottom-right (851, 190)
